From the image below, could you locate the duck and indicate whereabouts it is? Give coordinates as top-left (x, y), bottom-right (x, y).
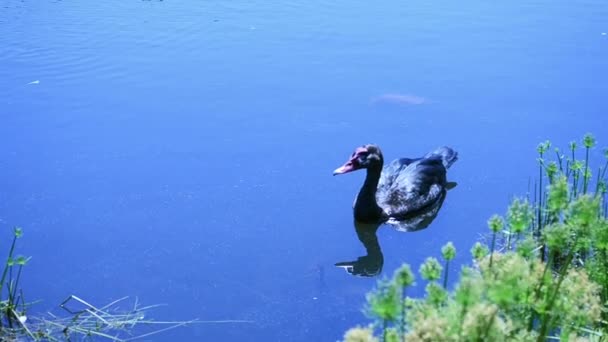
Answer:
top-left (333, 144), bottom-right (458, 224)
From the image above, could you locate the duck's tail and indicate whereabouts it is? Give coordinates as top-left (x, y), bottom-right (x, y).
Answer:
top-left (425, 146), bottom-right (458, 169)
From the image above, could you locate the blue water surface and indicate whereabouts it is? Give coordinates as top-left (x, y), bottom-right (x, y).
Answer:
top-left (1, 0), bottom-right (607, 341)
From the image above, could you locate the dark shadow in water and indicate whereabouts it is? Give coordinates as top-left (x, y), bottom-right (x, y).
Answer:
top-left (335, 222), bottom-right (384, 277)
top-left (335, 185), bottom-right (454, 277)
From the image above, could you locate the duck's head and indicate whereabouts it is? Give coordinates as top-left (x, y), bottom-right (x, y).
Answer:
top-left (333, 144), bottom-right (383, 175)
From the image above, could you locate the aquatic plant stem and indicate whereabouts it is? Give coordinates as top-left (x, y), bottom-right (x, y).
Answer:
top-left (5, 257), bottom-right (17, 328)
top-left (596, 160), bottom-right (608, 195)
top-left (9, 264), bottom-right (24, 308)
top-left (506, 221), bottom-right (514, 251)
top-left (382, 318), bottom-right (387, 342)
top-left (594, 168), bottom-right (600, 195)
top-left (0, 233), bottom-right (18, 303)
top-left (601, 250), bottom-right (608, 320)
top-left (569, 143), bottom-right (576, 199)
top-left (572, 170), bottom-right (579, 199)
top-left (489, 231), bottom-right (497, 269)
top-left (533, 181), bottom-right (537, 227)
top-left (442, 261), bottom-right (450, 289)
top-left (538, 154), bottom-right (544, 238)
top-left (400, 287), bottom-right (407, 341)
top-left (556, 150), bottom-right (563, 172)
top-left (600, 249), bottom-right (608, 310)
top-left (536, 236), bottom-right (578, 342)
top-left (529, 252), bottom-right (554, 331)
top-left (571, 145), bottom-right (576, 172)
top-left (457, 302), bottom-right (469, 339)
top-left (481, 308), bottom-right (498, 341)
top-left (583, 146), bottom-right (590, 194)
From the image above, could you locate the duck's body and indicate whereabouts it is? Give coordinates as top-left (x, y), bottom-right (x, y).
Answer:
top-left (334, 145), bottom-right (457, 224)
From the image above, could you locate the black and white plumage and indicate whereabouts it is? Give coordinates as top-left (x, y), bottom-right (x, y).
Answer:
top-left (334, 144), bottom-right (458, 227)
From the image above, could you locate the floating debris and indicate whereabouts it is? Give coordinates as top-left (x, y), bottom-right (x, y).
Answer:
top-left (371, 93), bottom-right (428, 106)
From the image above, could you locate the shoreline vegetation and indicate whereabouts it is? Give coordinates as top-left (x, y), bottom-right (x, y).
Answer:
top-left (344, 134), bottom-right (608, 342)
top-left (0, 227), bottom-right (198, 341)
top-left (1, 235), bottom-right (253, 340)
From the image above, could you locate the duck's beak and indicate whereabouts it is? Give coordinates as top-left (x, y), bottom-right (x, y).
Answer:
top-left (333, 160), bottom-right (356, 175)
top-left (334, 146), bottom-right (367, 175)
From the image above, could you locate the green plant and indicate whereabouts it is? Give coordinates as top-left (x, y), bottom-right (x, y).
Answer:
top-left (441, 242), bottom-right (456, 289)
top-left (344, 134), bottom-right (608, 342)
top-left (0, 226), bottom-right (31, 337)
top-left (532, 134), bottom-right (608, 316)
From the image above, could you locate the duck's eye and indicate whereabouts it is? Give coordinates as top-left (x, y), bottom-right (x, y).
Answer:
top-left (352, 147), bottom-right (369, 159)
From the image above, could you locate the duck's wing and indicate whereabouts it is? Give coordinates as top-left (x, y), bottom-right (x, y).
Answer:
top-left (424, 146), bottom-right (458, 169)
top-left (377, 157), bottom-right (447, 218)
top-left (378, 158), bottom-right (419, 189)
top-left (386, 188), bottom-right (446, 232)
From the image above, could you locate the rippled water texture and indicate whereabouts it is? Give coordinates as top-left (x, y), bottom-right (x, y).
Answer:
top-left (1, 0), bottom-right (607, 340)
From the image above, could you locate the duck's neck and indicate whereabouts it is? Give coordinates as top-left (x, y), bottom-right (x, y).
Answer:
top-left (354, 165), bottom-right (385, 223)
top-left (355, 222), bottom-right (382, 255)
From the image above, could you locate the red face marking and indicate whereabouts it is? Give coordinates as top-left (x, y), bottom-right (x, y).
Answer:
top-left (334, 146), bottom-right (369, 175)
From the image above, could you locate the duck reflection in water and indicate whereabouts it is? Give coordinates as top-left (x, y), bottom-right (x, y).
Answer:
top-left (335, 188), bottom-right (450, 277)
